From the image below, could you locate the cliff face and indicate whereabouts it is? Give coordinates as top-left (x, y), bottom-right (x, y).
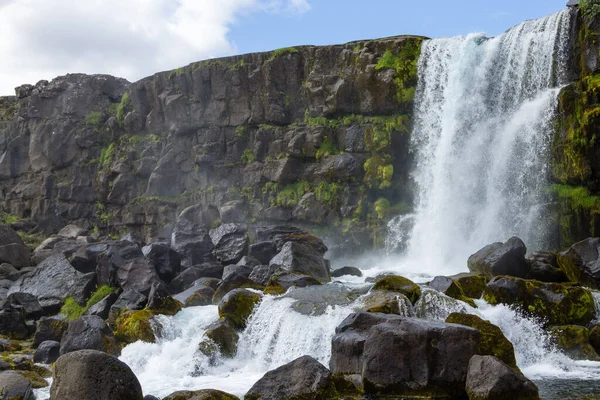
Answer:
top-left (0, 36), bottom-right (424, 253)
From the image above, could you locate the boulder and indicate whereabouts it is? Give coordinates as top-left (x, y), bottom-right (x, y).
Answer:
top-left (0, 263), bottom-right (20, 281)
top-left (245, 356), bottom-right (336, 400)
top-left (429, 276), bottom-right (476, 307)
top-left (414, 288), bottom-right (470, 321)
top-left (0, 308), bottom-right (28, 339)
top-left (263, 271), bottom-right (321, 295)
top-left (269, 241), bottom-right (330, 283)
top-left (169, 263), bottom-right (223, 293)
top-left (483, 276), bottom-right (594, 326)
top-left (115, 310), bottom-right (156, 344)
top-left (465, 355), bottom-right (540, 400)
top-left (0, 371), bottom-right (33, 400)
top-left (0, 225), bottom-right (30, 269)
top-left (8, 253), bottom-right (96, 313)
top-left (117, 258), bottom-right (162, 296)
top-left (550, 325), bottom-right (600, 361)
top-left (51, 350), bottom-right (143, 400)
top-left (201, 319), bottom-right (239, 358)
top-left (590, 325), bottom-right (600, 354)
top-left (142, 243), bottom-right (181, 283)
top-left (210, 223), bottom-right (249, 265)
top-left (33, 317), bottom-right (68, 347)
top-left (360, 290), bottom-right (413, 316)
top-left (93, 241), bottom-right (144, 287)
top-left (183, 285), bottom-right (215, 307)
top-left (163, 389), bottom-right (239, 400)
top-left (222, 264), bottom-right (253, 281)
top-left (248, 264), bottom-right (278, 286)
top-left (557, 237), bottom-right (600, 288)
top-left (331, 266), bottom-right (363, 278)
top-left (372, 275), bottom-right (421, 304)
top-left (526, 261), bottom-right (567, 283)
top-left (213, 273), bottom-right (263, 303)
top-left (330, 312), bottom-right (479, 397)
top-left (218, 289), bottom-right (262, 329)
top-left (58, 225), bottom-right (88, 239)
top-left (33, 340), bottom-right (61, 364)
top-left (256, 226), bottom-right (327, 256)
top-left (109, 289), bottom-right (147, 315)
top-left (249, 241), bottom-right (278, 265)
top-left (6, 292), bottom-right (44, 320)
top-left (445, 313), bottom-right (518, 370)
top-left (284, 284), bottom-right (367, 316)
top-left (468, 237), bottom-right (529, 279)
top-left (86, 290), bottom-right (120, 319)
top-left (60, 315), bottom-right (120, 356)
top-left (171, 206), bottom-right (216, 268)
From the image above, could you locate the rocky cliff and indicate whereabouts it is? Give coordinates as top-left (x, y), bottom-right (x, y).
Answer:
top-left (0, 36), bottom-right (424, 253)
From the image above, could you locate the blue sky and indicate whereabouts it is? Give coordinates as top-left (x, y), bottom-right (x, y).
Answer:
top-left (230, 0), bottom-right (569, 54)
top-left (0, 0), bottom-right (572, 95)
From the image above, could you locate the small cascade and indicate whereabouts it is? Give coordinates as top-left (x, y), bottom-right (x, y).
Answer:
top-left (591, 290), bottom-right (600, 323)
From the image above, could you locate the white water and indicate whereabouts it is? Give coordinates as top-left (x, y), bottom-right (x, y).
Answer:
top-left (388, 9), bottom-right (572, 276)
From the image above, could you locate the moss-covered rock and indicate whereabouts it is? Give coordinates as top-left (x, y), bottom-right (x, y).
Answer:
top-left (17, 370), bottom-right (48, 389)
top-left (162, 389), bottom-right (239, 400)
top-left (360, 290), bottom-right (413, 316)
top-left (151, 296), bottom-right (183, 316)
top-left (446, 313), bottom-right (518, 370)
top-left (428, 276), bottom-right (477, 308)
top-left (483, 276), bottom-right (595, 326)
top-left (589, 324), bottom-right (600, 354)
top-left (372, 276), bottom-right (421, 304)
top-left (449, 273), bottom-right (488, 299)
top-left (218, 289), bottom-right (262, 329)
top-left (202, 319), bottom-right (239, 358)
top-left (114, 310), bottom-right (156, 344)
top-left (550, 325), bottom-right (600, 361)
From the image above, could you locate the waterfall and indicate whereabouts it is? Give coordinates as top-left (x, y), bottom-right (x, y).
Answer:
top-left (393, 9), bottom-right (572, 274)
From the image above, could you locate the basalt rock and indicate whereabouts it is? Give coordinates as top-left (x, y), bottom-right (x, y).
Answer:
top-left (60, 315), bottom-right (120, 356)
top-left (468, 237), bottom-right (529, 279)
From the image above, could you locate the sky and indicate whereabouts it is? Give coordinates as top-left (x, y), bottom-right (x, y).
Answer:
top-left (0, 0), bottom-right (569, 96)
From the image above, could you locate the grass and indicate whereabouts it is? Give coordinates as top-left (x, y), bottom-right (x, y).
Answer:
top-left (315, 136), bottom-right (339, 160)
top-left (551, 184), bottom-right (600, 211)
top-left (268, 47), bottom-right (299, 61)
top-left (60, 286), bottom-right (117, 320)
top-left (85, 111), bottom-right (103, 129)
top-left (116, 93), bottom-right (133, 127)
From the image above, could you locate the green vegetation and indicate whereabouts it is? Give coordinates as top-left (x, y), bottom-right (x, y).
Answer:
top-left (268, 47), bottom-right (299, 61)
top-left (352, 43), bottom-right (362, 52)
top-left (60, 286), bottom-right (117, 320)
top-left (115, 310), bottom-right (156, 344)
top-left (315, 136), bottom-right (339, 160)
top-left (374, 198), bottom-right (390, 219)
top-left (581, 0), bottom-right (600, 18)
top-left (0, 211), bottom-right (19, 225)
top-left (193, 59), bottom-right (245, 71)
top-left (364, 155), bottom-right (394, 189)
top-left (84, 111), bottom-right (103, 129)
top-left (99, 142), bottom-right (116, 168)
top-left (116, 92), bottom-right (133, 128)
top-left (167, 67), bottom-right (185, 80)
top-left (314, 182), bottom-right (343, 207)
top-left (241, 149), bottom-right (256, 164)
top-left (236, 125), bottom-right (248, 137)
top-left (372, 275), bottom-right (422, 304)
top-left (551, 184), bottom-right (600, 212)
top-left (306, 116), bottom-right (341, 129)
top-left (273, 181), bottom-right (310, 207)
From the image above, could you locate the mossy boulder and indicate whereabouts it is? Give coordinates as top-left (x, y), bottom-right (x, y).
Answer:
top-left (557, 238), bottom-right (600, 288)
top-left (150, 296), bottom-right (183, 316)
top-left (372, 275), bottom-right (421, 304)
top-left (414, 288), bottom-right (470, 321)
top-left (429, 276), bottom-right (477, 308)
top-left (162, 389), bottom-right (239, 400)
top-left (263, 272), bottom-right (321, 295)
top-left (361, 290), bottom-right (413, 316)
top-left (483, 276), bottom-right (595, 326)
top-left (201, 319), bottom-right (239, 358)
top-left (589, 325), bottom-right (600, 354)
top-left (445, 313), bottom-right (518, 370)
top-left (550, 325), bottom-right (600, 361)
top-left (449, 273), bottom-right (488, 299)
top-left (218, 289), bottom-right (262, 329)
top-left (114, 310), bottom-right (156, 344)
top-left (184, 286), bottom-right (215, 307)
top-left (18, 370), bottom-right (48, 389)
top-left (467, 238), bottom-right (530, 279)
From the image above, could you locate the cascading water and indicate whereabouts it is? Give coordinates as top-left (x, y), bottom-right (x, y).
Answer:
top-left (390, 9), bottom-right (572, 275)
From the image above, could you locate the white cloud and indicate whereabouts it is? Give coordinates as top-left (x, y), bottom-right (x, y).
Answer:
top-left (0, 0), bottom-right (310, 95)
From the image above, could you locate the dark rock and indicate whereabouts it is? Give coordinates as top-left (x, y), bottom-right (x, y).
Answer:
top-left (529, 251), bottom-right (559, 267)
top-left (248, 264), bottom-right (278, 286)
top-left (269, 241), bottom-right (330, 283)
top-left (331, 266), bottom-right (363, 278)
top-left (0, 263), bottom-right (20, 281)
top-left (82, 241), bottom-right (143, 285)
top-left (558, 237), bottom-right (600, 288)
top-left (249, 241), bottom-right (278, 265)
top-left (245, 356), bottom-right (336, 400)
top-left (330, 312), bottom-right (479, 397)
top-left (222, 264), bottom-right (253, 281)
top-left (183, 285), bottom-right (215, 307)
top-left (169, 263), bottom-right (223, 293)
top-left (483, 276), bottom-right (595, 326)
top-left (33, 317), bottom-right (68, 347)
top-left (0, 225), bottom-right (30, 269)
top-left (236, 255), bottom-right (261, 268)
top-left (550, 325), bottom-right (600, 361)
top-left (163, 389), bottom-right (239, 400)
top-left (590, 325), bottom-right (600, 354)
top-left (0, 371), bottom-right (33, 400)
top-left (147, 282), bottom-right (182, 316)
top-left (6, 293), bottom-right (44, 320)
top-left (51, 349), bottom-right (143, 400)
top-left (526, 261), bottom-right (567, 283)
top-left (372, 275), bottom-right (421, 304)
top-left (256, 226), bottom-right (327, 256)
top-left (193, 277), bottom-right (221, 290)
top-left (142, 243), bottom-right (181, 283)
top-left (465, 355), bottom-right (540, 400)
top-left (144, 396), bottom-right (160, 400)
top-left (86, 290), bottom-right (120, 319)
top-left (170, 206), bottom-right (216, 268)
top-left (210, 223), bottom-right (249, 265)
top-left (360, 291), bottom-right (413, 316)
top-left (428, 276), bottom-right (476, 307)
top-left (468, 237), bottom-right (529, 279)
top-left (8, 253), bottom-right (96, 313)
top-left (117, 258), bottom-right (162, 296)
top-left (0, 308), bottom-right (28, 339)
top-left (202, 319), bottom-right (239, 358)
top-left (264, 271), bottom-right (321, 295)
top-left (218, 289), bottom-right (262, 329)
top-left (57, 224), bottom-right (88, 239)
top-left (448, 273), bottom-right (488, 298)
top-left (60, 315), bottom-right (120, 356)
top-left (110, 289), bottom-right (147, 315)
top-left (213, 273), bottom-right (263, 303)
top-left (33, 340), bottom-right (61, 364)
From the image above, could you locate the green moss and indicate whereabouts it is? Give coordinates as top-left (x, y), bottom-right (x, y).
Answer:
top-left (218, 291), bottom-right (261, 329)
top-left (372, 276), bottom-right (421, 304)
top-left (375, 39), bottom-right (423, 108)
top-left (451, 274), bottom-right (488, 299)
top-left (364, 155), bottom-right (394, 189)
top-left (235, 125), bottom-right (248, 137)
top-left (352, 43), bottom-right (362, 52)
top-left (163, 389), bottom-right (240, 400)
top-left (18, 231), bottom-right (45, 249)
top-left (273, 181), bottom-right (310, 208)
top-left (100, 142), bottom-right (116, 168)
top-left (116, 92), bottom-right (133, 128)
top-left (167, 67), bottom-right (185, 80)
top-left (446, 313), bottom-right (519, 370)
top-left (152, 296), bottom-right (183, 316)
top-left (84, 111), bottom-right (103, 129)
top-left (241, 149), bottom-right (256, 164)
top-left (306, 116), bottom-right (341, 129)
top-left (268, 47), bottom-right (299, 61)
top-left (550, 325), bottom-right (600, 361)
top-left (315, 136), bottom-right (339, 160)
top-left (374, 198), bottom-right (390, 219)
top-left (0, 212), bottom-right (19, 225)
top-left (552, 184), bottom-right (600, 211)
top-left (581, 0), bottom-right (600, 18)
top-left (314, 182), bottom-right (343, 208)
top-left (115, 310), bottom-right (156, 344)
top-left (60, 286), bottom-right (117, 320)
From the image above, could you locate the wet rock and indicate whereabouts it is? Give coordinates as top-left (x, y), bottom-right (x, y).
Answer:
top-left (210, 223), bottom-right (249, 265)
top-left (169, 263), bottom-right (224, 293)
top-left (446, 312), bottom-right (518, 370)
top-left (183, 285), bottom-right (215, 307)
top-left (330, 312), bottom-right (479, 397)
top-left (360, 290), bottom-right (413, 316)
top-left (51, 350), bottom-right (143, 400)
top-left (248, 265), bottom-right (278, 286)
top-left (109, 289), bottom-right (147, 315)
top-left (117, 258), bottom-right (162, 296)
top-left (8, 253), bottom-right (96, 313)
top-left (33, 317), bottom-right (68, 347)
top-left (372, 275), bottom-right (421, 304)
top-left (213, 273), bottom-right (263, 303)
top-left (6, 292), bottom-right (44, 320)
top-left (0, 371), bottom-right (33, 400)
top-left (414, 287), bottom-right (470, 321)
top-left (163, 389), bottom-right (239, 400)
top-left (222, 264), bottom-right (253, 281)
top-left (429, 276), bottom-right (476, 307)
top-left (114, 310), bottom-right (156, 344)
top-left (269, 241), bottom-right (330, 283)
top-left (86, 290), bottom-right (120, 319)
top-left (202, 319), bottom-right (239, 358)
top-left (33, 340), bottom-right (61, 364)
top-left (263, 271), bottom-right (321, 295)
top-left (248, 241), bottom-right (278, 265)
top-left (483, 276), bottom-right (595, 326)
top-left (590, 325), bottom-right (600, 354)
top-left (245, 356), bottom-right (336, 400)
top-left (557, 238), bottom-right (600, 288)
top-left (147, 282), bottom-right (182, 315)
top-left (142, 243), bottom-right (181, 283)
top-left (285, 284), bottom-right (367, 316)
top-left (468, 237), bottom-right (529, 279)
top-left (550, 325), bottom-right (600, 361)
top-left (60, 315), bottom-right (120, 356)
top-left (93, 241), bottom-right (144, 286)
top-left (0, 308), bottom-right (29, 339)
top-left (526, 261), bottom-right (567, 283)
top-left (218, 289), bottom-right (262, 329)
top-left (256, 226), bottom-right (328, 256)
top-left (331, 266), bottom-right (363, 278)
top-left (465, 355), bottom-right (540, 400)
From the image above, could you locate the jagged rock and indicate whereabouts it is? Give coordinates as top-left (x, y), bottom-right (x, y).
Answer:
top-left (550, 325), bottom-right (600, 361)
top-left (33, 317), bottom-right (68, 347)
top-left (331, 266), bottom-right (363, 278)
top-left (86, 290), bottom-right (120, 319)
top-left (60, 315), bottom-right (120, 356)
top-left (33, 340), bottom-right (61, 364)
top-left (248, 264), bottom-right (278, 286)
top-left (483, 276), bottom-right (594, 326)
top-left (557, 237), bottom-right (600, 288)
top-left (0, 225), bottom-right (30, 269)
top-left (468, 237), bottom-right (529, 279)
top-left (0, 308), bottom-right (28, 339)
top-left (171, 206), bottom-right (217, 268)
top-left (142, 243), bottom-right (181, 283)
top-left (257, 226), bottom-right (328, 256)
top-left (465, 355), bottom-right (540, 400)
top-left (57, 225), bottom-right (88, 239)
top-left (218, 289), bottom-right (262, 329)
top-left (248, 241), bottom-right (278, 265)
top-left (269, 241), bottom-right (330, 283)
top-left (163, 389), bottom-right (239, 400)
top-left (8, 253), bottom-right (96, 313)
top-left (0, 263), bottom-right (20, 280)
top-left (428, 276), bottom-right (476, 307)
top-left (372, 275), bottom-right (421, 304)
top-left (147, 282), bottom-right (182, 315)
top-left (526, 261), bottom-right (567, 283)
top-left (6, 292), bottom-right (44, 320)
top-left (169, 263), bottom-right (223, 293)
top-left (117, 258), bottom-right (162, 296)
top-left (213, 273), bottom-right (263, 303)
top-left (0, 371), bottom-right (33, 400)
top-left (360, 290), bottom-right (413, 316)
top-left (245, 356), bottom-right (336, 400)
top-left (330, 312), bottom-right (479, 397)
top-left (210, 223), bottom-right (249, 265)
top-left (51, 350), bottom-right (143, 400)
top-left (263, 271), bottom-right (321, 295)
top-left (109, 289), bottom-right (147, 315)
top-left (222, 264), bottom-right (253, 281)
